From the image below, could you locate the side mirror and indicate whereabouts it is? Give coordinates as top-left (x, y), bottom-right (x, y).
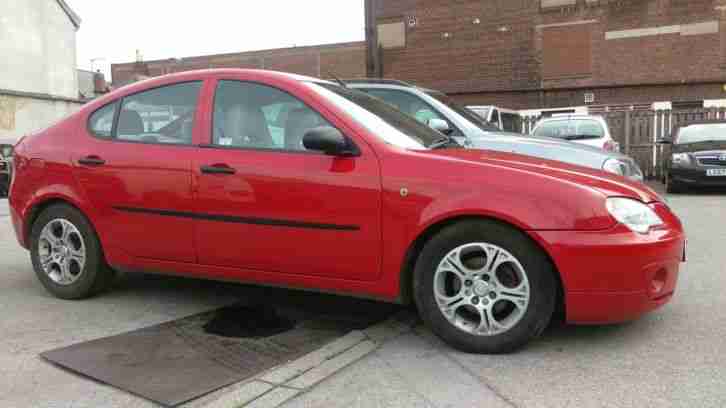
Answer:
top-left (657, 137), bottom-right (673, 145)
top-left (428, 118), bottom-right (452, 135)
top-left (303, 126), bottom-right (358, 156)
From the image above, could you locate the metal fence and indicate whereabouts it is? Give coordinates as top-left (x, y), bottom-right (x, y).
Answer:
top-left (521, 108), bottom-right (726, 179)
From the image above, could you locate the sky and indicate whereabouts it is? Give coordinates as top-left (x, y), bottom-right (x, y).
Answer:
top-left (67, 0), bottom-right (366, 79)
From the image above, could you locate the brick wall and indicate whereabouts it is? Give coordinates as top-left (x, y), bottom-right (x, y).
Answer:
top-left (111, 42), bottom-right (366, 86)
top-left (368, 0), bottom-right (726, 109)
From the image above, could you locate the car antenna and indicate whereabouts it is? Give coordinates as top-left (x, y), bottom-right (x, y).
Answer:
top-left (327, 72), bottom-right (348, 88)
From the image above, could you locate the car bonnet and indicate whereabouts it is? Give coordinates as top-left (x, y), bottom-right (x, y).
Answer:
top-left (424, 148), bottom-right (662, 203)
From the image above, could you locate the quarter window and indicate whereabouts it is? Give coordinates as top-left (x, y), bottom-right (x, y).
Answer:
top-left (213, 80), bottom-right (332, 151)
top-left (88, 102), bottom-right (118, 138)
top-left (116, 82), bottom-right (202, 145)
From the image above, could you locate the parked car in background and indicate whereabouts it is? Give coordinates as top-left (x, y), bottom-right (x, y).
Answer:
top-left (468, 105), bottom-right (523, 133)
top-left (0, 139), bottom-right (14, 198)
top-left (531, 114), bottom-right (620, 152)
top-left (345, 80), bottom-right (643, 181)
top-left (9, 69), bottom-right (684, 353)
top-left (659, 121), bottom-right (726, 193)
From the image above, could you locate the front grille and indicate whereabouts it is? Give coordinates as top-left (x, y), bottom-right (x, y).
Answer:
top-left (697, 157), bottom-right (726, 167)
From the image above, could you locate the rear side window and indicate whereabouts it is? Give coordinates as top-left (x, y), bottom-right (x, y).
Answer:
top-left (88, 102), bottom-right (118, 138)
top-left (117, 82), bottom-right (202, 145)
top-left (533, 119), bottom-right (605, 140)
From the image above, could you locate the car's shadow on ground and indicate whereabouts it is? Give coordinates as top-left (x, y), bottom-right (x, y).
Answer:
top-left (109, 272), bottom-right (406, 319)
top-left (112, 273), bottom-right (654, 349)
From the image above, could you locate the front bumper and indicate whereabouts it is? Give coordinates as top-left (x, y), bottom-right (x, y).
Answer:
top-left (532, 207), bottom-right (685, 324)
top-left (671, 167), bottom-right (726, 187)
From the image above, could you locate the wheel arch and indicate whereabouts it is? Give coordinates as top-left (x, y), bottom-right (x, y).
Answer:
top-left (24, 196), bottom-right (93, 246)
top-left (398, 214), bottom-right (566, 322)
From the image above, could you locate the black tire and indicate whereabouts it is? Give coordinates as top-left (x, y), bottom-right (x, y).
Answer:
top-left (665, 174), bottom-right (684, 194)
top-left (30, 204), bottom-right (114, 299)
top-left (413, 219), bottom-right (556, 354)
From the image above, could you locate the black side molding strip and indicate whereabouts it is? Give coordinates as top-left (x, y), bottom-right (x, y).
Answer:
top-left (111, 206), bottom-right (360, 231)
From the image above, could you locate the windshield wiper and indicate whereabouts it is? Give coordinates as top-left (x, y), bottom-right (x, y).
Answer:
top-left (563, 134), bottom-right (600, 141)
top-left (429, 136), bottom-right (459, 150)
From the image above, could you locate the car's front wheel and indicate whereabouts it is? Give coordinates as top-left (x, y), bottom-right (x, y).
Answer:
top-left (30, 204), bottom-right (114, 299)
top-left (665, 173), bottom-right (684, 194)
top-left (413, 220), bottom-right (556, 354)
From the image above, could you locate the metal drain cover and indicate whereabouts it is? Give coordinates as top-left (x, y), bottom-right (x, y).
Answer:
top-left (41, 293), bottom-right (397, 407)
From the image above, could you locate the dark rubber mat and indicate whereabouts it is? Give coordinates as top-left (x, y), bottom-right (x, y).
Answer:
top-left (41, 289), bottom-right (398, 407)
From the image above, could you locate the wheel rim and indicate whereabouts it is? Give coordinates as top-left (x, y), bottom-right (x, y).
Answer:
top-left (433, 243), bottom-right (530, 336)
top-left (37, 219), bottom-right (86, 286)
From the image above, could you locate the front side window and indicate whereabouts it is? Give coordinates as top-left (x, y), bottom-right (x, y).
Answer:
top-left (213, 80), bottom-right (332, 151)
top-left (424, 91), bottom-right (500, 132)
top-left (116, 82), bottom-right (202, 145)
top-left (677, 123), bottom-right (726, 144)
top-left (490, 109), bottom-right (500, 127)
top-left (501, 113), bottom-right (522, 133)
top-left (88, 102), bottom-right (118, 138)
top-left (360, 88), bottom-right (449, 126)
top-left (533, 119), bottom-right (605, 141)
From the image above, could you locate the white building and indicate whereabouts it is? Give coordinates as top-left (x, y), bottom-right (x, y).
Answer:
top-left (0, 0), bottom-right (83, 141)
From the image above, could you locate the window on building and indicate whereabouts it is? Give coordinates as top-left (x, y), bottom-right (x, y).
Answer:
top-left (213, 80), bottom-right (332, 151)
top-left (377, 21), bottom-right (406, 49)
top-left (541, 24), bottom-right (593, 79)
top-left (88, 102), bottom-right (118, 138)
top-left (117, 82), bottom-right (202, 145)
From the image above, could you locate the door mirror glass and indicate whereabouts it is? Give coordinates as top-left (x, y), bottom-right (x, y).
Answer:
top-left (428, 118), bottom-right (452, 134)
top-left (303, 126), bottom-right (358, 156)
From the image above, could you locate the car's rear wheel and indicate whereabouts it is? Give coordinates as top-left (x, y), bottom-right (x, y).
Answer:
top-left (30, 204), bottom-right (114, 299)
top-left (413, 220), bottom-right (556, 354)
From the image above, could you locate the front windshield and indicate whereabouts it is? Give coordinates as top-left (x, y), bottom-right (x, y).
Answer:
top-left (306, 82), bottom-right (452, 149)
top-left (677, 123), bottom-right (726, 144)
top-left (533, 119), bottom-right (605, 140)
top-left (425, 92), bottom-right (500, 132)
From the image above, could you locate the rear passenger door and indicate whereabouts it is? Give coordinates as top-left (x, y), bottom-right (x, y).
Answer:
top-left (75, 81), bottom-right (203, 263)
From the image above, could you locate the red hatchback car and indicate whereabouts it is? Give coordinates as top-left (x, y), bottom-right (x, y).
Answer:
top-left (9, 70), bottom-right (685, 353)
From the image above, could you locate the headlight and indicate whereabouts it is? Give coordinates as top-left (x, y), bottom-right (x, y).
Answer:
top-left (602, 158), bottom-right (628, 176)
top-left (672, 153), bottom-right (691, 166)
top-left (606, 197), bottom-right (663, 234)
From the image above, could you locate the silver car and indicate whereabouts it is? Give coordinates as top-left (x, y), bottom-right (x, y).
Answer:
top-left (345, 79), bottom-right (643, 181)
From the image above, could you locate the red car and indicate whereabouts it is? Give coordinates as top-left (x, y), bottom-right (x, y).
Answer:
top-left (8, 70), bottom-right (685, 353)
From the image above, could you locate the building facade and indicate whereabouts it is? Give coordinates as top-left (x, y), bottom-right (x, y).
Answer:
top-left (0, 0), bottom-right (83, 141)
top-left (111, 42), bottom-right (367, 87)
top-left (366, 0), bottom-right (726, 111)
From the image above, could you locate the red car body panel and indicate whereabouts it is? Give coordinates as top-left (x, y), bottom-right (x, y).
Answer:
top-left (9, 69), bottom-right (686, 323)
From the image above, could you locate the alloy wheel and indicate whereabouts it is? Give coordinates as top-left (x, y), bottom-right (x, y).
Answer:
top-left (37, 219), bottom-right (86, 285)
top-left (433, 243), bottom-right (530, 336)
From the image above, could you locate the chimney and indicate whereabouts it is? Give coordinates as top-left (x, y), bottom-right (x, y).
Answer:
top-left (93, 70), bottom-right (107, 94)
